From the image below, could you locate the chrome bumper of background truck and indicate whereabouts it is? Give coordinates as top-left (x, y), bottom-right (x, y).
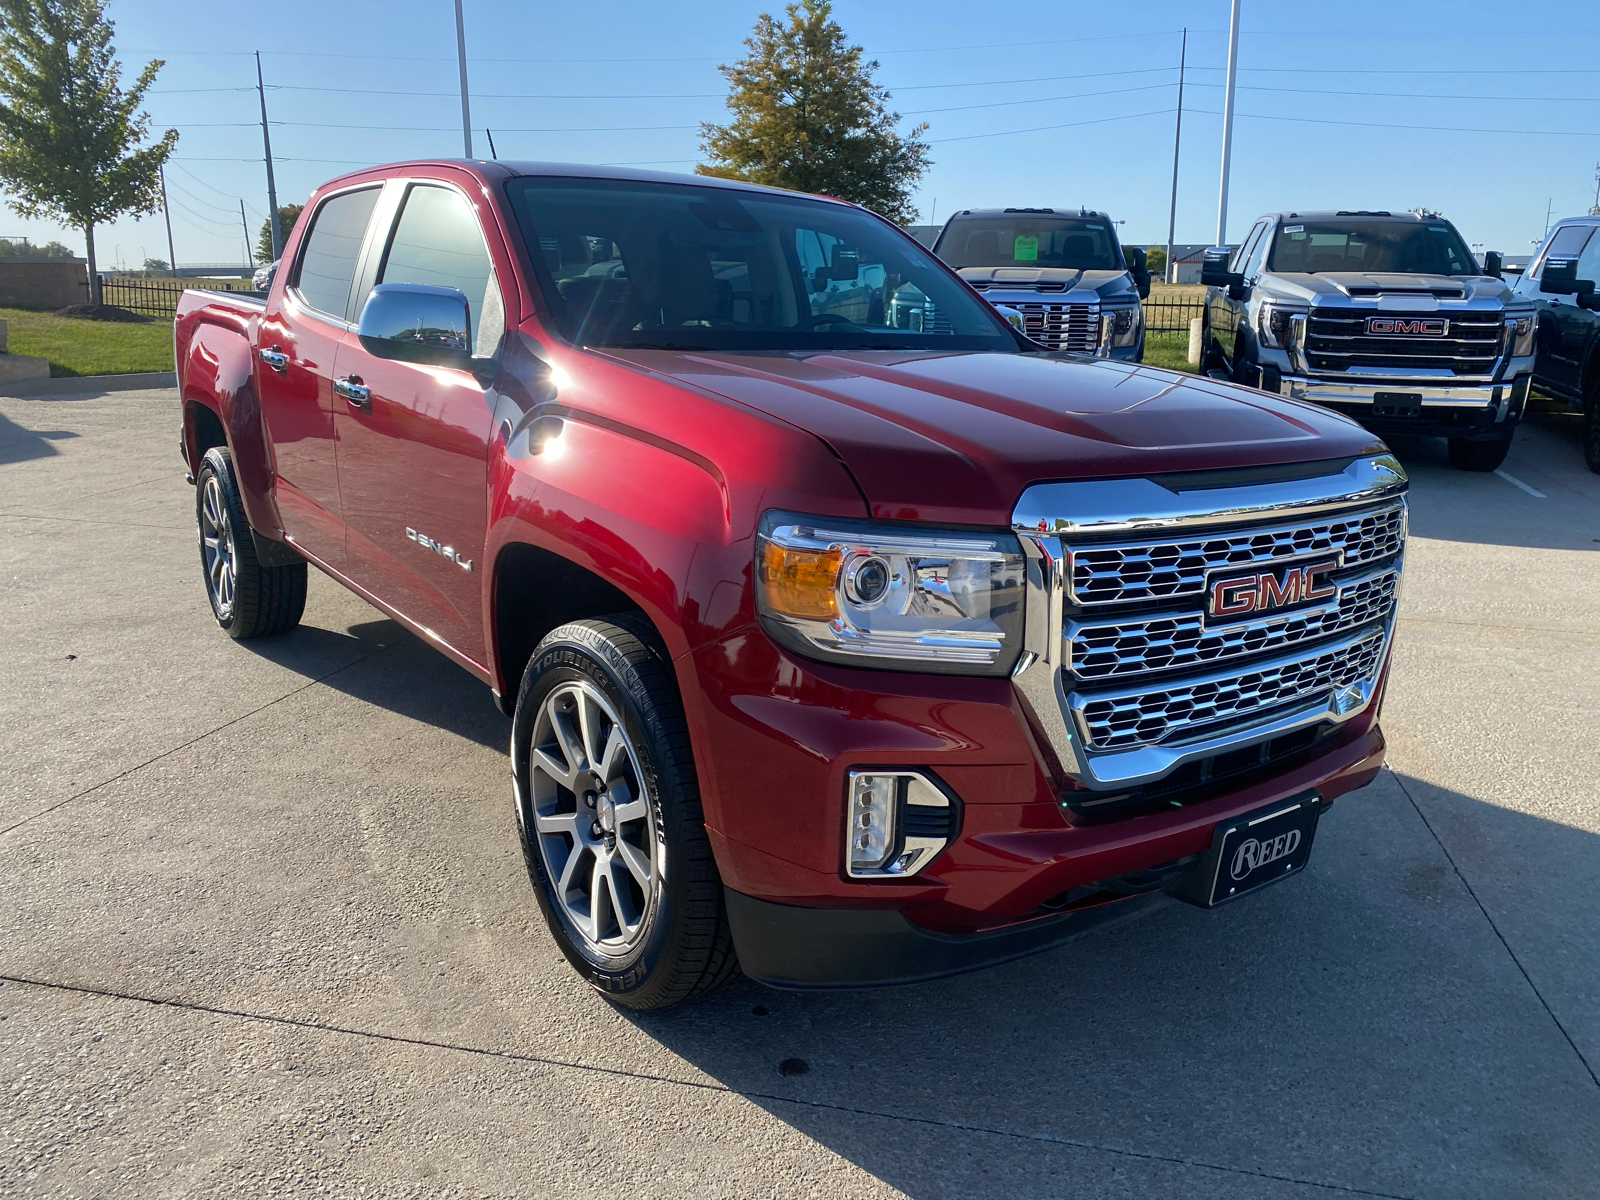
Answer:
top-left (1281, 370), bottom-right (1532, 413)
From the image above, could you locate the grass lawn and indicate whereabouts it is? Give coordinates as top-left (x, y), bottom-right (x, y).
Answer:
top-left (1, 306), bottom-right (173, 377)
top-left (1143, 329), bottom-right (1198, 374)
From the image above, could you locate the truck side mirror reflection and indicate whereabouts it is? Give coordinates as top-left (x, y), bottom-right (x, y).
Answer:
top-left (357, 283), bottom-right (475, 370)
top-left (1482, 250), bottom-right (1503, 278)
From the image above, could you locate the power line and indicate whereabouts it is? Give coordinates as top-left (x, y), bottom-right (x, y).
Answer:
top-left (1187, 106), bottom-right (1600, 137)
top-left (903, 82), bottom-right (1171, 116)
top-left (929, 107), bottom-right (1174, 144)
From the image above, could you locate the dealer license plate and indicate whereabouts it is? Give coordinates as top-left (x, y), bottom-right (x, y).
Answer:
top-left (1176, 792), bottom-right (1322, 908)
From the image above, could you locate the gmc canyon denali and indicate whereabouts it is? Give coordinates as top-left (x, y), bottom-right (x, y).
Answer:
top-left (1201, 210), bottom-right (1534, 472)
top-left (176, 160), bottom-right (1406, 1010)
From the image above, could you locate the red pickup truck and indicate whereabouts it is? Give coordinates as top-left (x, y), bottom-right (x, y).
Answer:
top-left (176, 160), bottom-right (1406, 1010)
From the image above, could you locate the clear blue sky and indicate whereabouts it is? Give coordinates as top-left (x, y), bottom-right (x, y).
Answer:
top-left (5, 0), bottom-right (1599, 269)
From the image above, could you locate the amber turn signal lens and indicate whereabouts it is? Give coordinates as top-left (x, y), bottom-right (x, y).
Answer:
top-left (760, 541), bottom-right (841, 619)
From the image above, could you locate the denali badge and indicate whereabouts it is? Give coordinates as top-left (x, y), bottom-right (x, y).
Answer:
top-left (405, 527), bottom-right (474, 572)
top-left (1365, 316), bottom-right (1448, 337)
top-left (1208, 559), bottom-right (1337, 620)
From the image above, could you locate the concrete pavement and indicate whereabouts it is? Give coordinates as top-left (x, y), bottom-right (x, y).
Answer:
top-left (2, 389), bottom-right (1596, 1198)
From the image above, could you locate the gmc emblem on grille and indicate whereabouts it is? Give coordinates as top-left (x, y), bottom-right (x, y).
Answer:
top-left (1364, 316), bottom-right (1448, 337)
top-left (1209, 559), bottom-right (1338, 619)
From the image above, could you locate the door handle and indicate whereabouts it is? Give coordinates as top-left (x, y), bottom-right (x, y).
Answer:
top-left (334, 375), bottom-right (371, 409)
top-left (259, 346), bottom-right (289, 373)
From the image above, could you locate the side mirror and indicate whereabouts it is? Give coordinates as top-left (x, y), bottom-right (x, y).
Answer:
top-left (1200, 247), bottom-right (1240, 289)
top-left (1123, 245), bottom-right (1151, 299)
top-left (1482, 250), bottom-right (1503, 278)
top-left (1541, 257), bottom-right (1583, 295)
top-left (357, 283), bottom-right (474, 369)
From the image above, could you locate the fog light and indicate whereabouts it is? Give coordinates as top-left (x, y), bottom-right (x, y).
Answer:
top-left (844, 770), bottom-right (960, 879)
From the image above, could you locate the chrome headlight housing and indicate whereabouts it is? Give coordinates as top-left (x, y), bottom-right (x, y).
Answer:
top-left (1257, 302), bottom-right (1306, 350)
top-left (1110, 303), bottom-right (1143, 348)
top-left (756, 512), bottom-right (1025, 676)
top-left (1512, 313), bottom-right (1535, 356)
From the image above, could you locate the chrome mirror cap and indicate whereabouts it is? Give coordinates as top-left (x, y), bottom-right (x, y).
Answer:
top-left (357, 283), bottom-right (474, 370)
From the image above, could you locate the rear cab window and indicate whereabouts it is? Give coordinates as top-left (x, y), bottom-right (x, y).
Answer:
top-left (292, 187), bottom-right (381, 321)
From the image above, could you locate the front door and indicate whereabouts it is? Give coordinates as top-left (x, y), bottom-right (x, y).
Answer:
top-left (255, 185), bottom-right (382, 569)
top-left (1533, 223), bottom-right (1596, 399)
top-left (333, 181), bottom-right (506, 666)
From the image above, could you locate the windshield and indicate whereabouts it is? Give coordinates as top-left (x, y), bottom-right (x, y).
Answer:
top-left (934, 216), bottom-right (1123, 271)
top-left (1267, 219), bottom-right (1479, 276)
top-left (504, 177), bottom-right (1014, 352)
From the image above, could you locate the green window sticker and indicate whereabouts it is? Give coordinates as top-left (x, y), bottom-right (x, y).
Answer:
top-left (1013, 234), bottom-right (1039, 262)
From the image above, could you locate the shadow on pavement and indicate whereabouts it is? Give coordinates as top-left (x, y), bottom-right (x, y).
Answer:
top-left (0, 410), bottom-right (78, 465)
top-left (240, 616), bottom-right (510, 751)
top-left (617, 772), bottom-right (1599, 1198)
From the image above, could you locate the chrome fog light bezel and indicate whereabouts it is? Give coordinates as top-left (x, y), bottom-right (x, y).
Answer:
top-left (844, 769), bottom-right (959, 879)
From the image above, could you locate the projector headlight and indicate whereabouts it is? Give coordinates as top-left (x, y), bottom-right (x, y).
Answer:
top-left (1111, 303), bottom-right (1143, 348)
top-left (1257, 302), bottom-right (1305, 350)
top-left (1512, 314), bottom-right (1535, 357)
top-left (756, 512), bottom-right (1025, 676)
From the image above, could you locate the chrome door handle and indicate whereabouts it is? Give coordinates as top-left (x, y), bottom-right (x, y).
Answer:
top-left (334, 375), bottom-right (370, 409)
top-left (259, 347), bottom-right (289, 373)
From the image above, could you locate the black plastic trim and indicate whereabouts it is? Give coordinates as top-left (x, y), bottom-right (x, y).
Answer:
top-left (724, 887), bottom-right (1165, 989)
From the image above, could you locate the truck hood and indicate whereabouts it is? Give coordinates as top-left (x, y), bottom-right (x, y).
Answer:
top-left (603, 349), bottom-right (1380, 526)
top-left (1260, 272), bottom-right (1518, 307)
top-left (957, 266), bottom-right (1136, 301)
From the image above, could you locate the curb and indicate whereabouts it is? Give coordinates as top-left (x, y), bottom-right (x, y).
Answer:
top-left (0, 370), bottom-right (176, 399)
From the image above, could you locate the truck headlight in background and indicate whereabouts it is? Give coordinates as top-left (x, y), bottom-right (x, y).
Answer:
top-left (1512, 314), bottom-right (1535, 356)
top-left (1110, 303), bottom-right (1143, 348)
top-left (1257, 303), bottom-right (1306, 350)
top-left (756, 512), bottom-right (1025, 675)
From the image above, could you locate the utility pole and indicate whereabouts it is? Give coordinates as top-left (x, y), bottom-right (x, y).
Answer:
top-left (256, 51), bottom-right (282, 259)
top-left (1216, 0), bottom-right (1242, 248)
top-left (455, 0), bottom-right (474, 158)
top-left (159, 164), bottom-right (178, 277)
top-left (240, 200), bottom-right (253, 270)
top-left (1544, 196), bottom-right (1554, 238)
top-left (1165, 28), bottom-right (1187, 284)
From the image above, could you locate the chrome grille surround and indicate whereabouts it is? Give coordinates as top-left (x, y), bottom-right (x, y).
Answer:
top-left (1069, 503), bottom-right (1404, 606)
top-left (1071, 627), bottom-right (1388, 751)
top-left (1068, 567), bottom-right (1398, 681)
top-left (1010, 454), bottom-right (1408, 792)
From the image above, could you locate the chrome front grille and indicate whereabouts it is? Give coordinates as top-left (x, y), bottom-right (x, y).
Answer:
top-left (1069, 502), bottom-right (1404, 606)
top-left (1305, 308), bottom-right (1506, 376)
top-left (1012, 301), bottom-right (1098, 352)
top-left (1071, 628), bottom-right (1388, 751)
top-left (1011, 455), bottom-right (1408, 793)
top-left (1068, 569), bottom-right (1398, 681)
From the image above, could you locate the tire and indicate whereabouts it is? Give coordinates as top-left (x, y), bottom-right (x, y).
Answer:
top-left (512, 616), bottom-right (737, 1010)
top-left (195, 447), bottom-right (306, 638)
top-left (1584, 386), bottom-right (1600, 475)
top-left (1446, 433), bottom-right (1513, 472)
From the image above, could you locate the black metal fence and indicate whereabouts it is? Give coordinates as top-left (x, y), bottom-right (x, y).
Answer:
top-left (98, 276), bottom-right (256, 318)
top-left (1142, 297), bottom-right (1205, 333)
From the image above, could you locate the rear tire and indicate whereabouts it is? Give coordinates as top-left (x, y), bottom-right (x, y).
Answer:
top-left (1447, 433), bottom-right (1513, 472)
top-left (195, 447), bottom-right (306, 638)
top-left (512, 616), bottom-right (737, 1010)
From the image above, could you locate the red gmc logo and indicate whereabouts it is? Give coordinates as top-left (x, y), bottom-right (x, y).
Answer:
top-left (1209, 559), bottom-right (1338, 620)
top-left (1365, 316), bottom-right (1448, 337)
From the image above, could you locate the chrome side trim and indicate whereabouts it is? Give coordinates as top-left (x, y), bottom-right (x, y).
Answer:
top-left (1012, 452), bottom-right (1408, 540)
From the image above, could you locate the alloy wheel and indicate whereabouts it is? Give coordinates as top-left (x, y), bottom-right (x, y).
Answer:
top-left (527, 680), bottom-right (659, 954)
top-left (199, 474), bottom-right (237, 619)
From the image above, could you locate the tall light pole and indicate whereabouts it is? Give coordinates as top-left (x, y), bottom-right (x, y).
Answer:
top-left (1165, 28), bottom-right (1187, 284)
top-left (455, 0), bottom-right (474, 158)
top-left (159, 163), bottom-right (178, 277)
top-left (1215, 0), bottom-right (1242, 248)
top-left (256, 52), bottom-right (282, 259)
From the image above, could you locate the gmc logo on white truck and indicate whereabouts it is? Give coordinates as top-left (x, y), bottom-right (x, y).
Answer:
top-left (1364, 316), bottom-right (1449, 337)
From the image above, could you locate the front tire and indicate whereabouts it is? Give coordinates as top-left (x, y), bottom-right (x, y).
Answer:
top-left (1447, 433), bottom-right (1513, 472)
top-left (195, 447), bottom-right (306, 638)
top-left (512, 617), bottom-right (736, 1010)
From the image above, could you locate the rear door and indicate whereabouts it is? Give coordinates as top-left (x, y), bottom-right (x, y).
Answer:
top-left (332, 178), bottom-right (508, 666)
top-left (256, 185), bottom-right (382, 568)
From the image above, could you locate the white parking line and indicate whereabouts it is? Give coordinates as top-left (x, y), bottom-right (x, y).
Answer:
top-left (1494, 469), bottom-right (1546, 499)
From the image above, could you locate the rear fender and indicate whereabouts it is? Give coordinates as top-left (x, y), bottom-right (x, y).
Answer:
top-left (180, 311), bottom-right (282, 538)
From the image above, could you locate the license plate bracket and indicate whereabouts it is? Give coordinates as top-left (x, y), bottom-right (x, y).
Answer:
top-left (1168, 792), bottom-right (1321, 908)
top-left (1372, 392), bottom-right (1423, 417)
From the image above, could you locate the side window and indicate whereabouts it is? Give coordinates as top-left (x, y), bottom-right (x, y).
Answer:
top-left (1231, 222), bottom-right (1266, 273)
top-left (293, 187), bottom-right (381, 320)
top-left (379, 184), bottom-right (505, 358)
top-left (1242, 225), bottom-right (1273, 278)
top-left (1576, 227), bottom-right (1600, 284)
top-left (1532, 223), bottom-right (1594, 281)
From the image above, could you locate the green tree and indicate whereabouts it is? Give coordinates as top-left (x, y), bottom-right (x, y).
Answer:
top-left (1143, 246), bottom-right (1167, 277)
top-left (0, 0), bottom-right (177, 307)
top-left (256, 203), bottom-right (301, 264)
top-left (697, 0), bottom-right (930, 225)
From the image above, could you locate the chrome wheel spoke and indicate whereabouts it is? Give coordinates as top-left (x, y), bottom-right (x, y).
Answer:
top-left (606, 858), bottom-right (642, 934)
top-left (616, 837), bottom-right (653, 890)
top-left (612, 793), bottom-right (648, 825)
top-left (550, 705), bottom-right (587, 774)
top-left (577, 691), bottom-right (607, 770)
top-left (588, 860), bottom-right (613, 942)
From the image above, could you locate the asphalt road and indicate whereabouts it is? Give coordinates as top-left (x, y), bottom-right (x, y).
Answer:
top-left (2, 387), bottom-right (1597, 1199)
